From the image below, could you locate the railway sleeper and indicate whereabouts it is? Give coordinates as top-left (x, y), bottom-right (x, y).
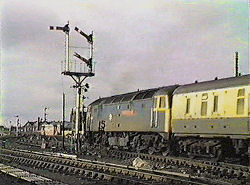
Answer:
top-left (137, 173), bottom-right (144, 179)
top-left (52, 164), bottom-right (60, 171)
top-left (6, 149), bottom-right (250, 183)
top-left (104, 148), bottom-right (250, 179)
top-left (43, 162), bottom-right (51, 169)
top-left (35, 161), bottom-right (42, 168)
top-left (97, 173), bottom-right (105, 180)
top-left (92, 172), bottom-right (99, 178)
top-left (73, 168), bottom-right (80, 174)
top-left (103, 174), bottom-right (114, 181)
top-left (48, 163), bottom-right (56, 170)
top-left (121, 169), bottom-right (129, 175)
top-left (29, 160), bottom-right (35, 165)
top-left (62, 166), bottom-right (69, 173)
top-left (85, 170), bottom-right (92, 177)
top-left (40, 162), bottom-right (46, 168)
top-left (67, 167), bottom-right (75, 174)
top-left (57, 165), bottom-right (64, 172)
top-left (21, 158), bottom-right (27, 163)
top-left (26, 159), bottom-right (32, 165)
top-left (151, 175), bottom-right (163, 182)
top-left (31, 159), bottom-right (173, 184)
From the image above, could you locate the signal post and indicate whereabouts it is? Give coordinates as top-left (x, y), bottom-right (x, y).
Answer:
top-left (50, 22), bottom-right (95, 153)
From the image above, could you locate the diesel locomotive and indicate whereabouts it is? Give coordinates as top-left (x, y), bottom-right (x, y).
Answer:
top-left (85, 74), bottom-right (250, 161)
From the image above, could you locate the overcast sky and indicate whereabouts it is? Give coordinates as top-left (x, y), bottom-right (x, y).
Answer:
top-left (0, 0), bottom-right (249, 126)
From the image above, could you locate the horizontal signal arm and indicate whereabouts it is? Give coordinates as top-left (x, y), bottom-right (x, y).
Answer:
top-left (49, 24), bottom-right (69, 33)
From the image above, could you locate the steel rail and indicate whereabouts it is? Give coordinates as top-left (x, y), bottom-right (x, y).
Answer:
top-left (108, 149), bottom-right (250, 180)
top-left (0, 163), bottom-right (66, 185)
top-left (0, 148), bottom-right (209, 185)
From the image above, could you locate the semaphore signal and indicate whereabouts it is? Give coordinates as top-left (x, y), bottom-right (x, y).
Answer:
top-left (49, 22), bottom-right (95, 153)
top-left (73, 52), bottom-right (92, 71)
top-left (49, 22), bottom-right (70, 72)
top-left (49, 23), bottom-right (70, 33)
top-left (75, 27), bottom-right (93, 44)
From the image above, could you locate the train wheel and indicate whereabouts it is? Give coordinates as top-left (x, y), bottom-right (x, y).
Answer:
top-left (148, 147), bottom-right (155, 155)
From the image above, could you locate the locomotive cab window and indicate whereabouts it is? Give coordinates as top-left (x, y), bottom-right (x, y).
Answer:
top-left (237, 88), bottom-right (245, 115)
top-left (154, 97), bottom-right (157, 108)
top-left (159, 97), bottom-right (166, 108)
top-left (127, 104), bottom-right (130, 109)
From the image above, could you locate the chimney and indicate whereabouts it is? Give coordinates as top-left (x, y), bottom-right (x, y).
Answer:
top-left (38, 117), bottom-right (40, 131)
top-left (235, 51), bottom-right (239, 77)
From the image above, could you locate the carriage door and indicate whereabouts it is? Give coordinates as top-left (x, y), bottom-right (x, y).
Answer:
top-left (151, 96), bottom-right (166, 128)
top-left (151, 97), bottom-right (158, 127)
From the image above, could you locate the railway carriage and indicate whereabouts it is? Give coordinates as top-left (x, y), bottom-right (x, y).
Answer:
top-left (172, 74), bottom-right (250, 158)
top-left (85, 74), bottom-right (250, 161)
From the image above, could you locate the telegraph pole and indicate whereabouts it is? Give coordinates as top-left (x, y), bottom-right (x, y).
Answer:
top-left (15, 115), bottom-right (20, 136)
top-left (50, 22), bottom-right (95, 153)
top-left (234, 51), bottom-right (240, 77)
top-left (62, 93), bottom-right (65, 149)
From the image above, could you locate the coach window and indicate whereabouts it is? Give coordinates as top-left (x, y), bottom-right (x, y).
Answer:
top-left (237, 89), bottom-right (245, 115)
top-left (185, 98), bottom-right (190, 114)
top-left (201, 93), bottom-right (208, 116)
top-left (213, 96), bottom-right (218, 113)
top-left (159, 96), bottom-right (166, 108)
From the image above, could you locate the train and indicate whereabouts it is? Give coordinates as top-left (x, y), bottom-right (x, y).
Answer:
top-left (84, 74), bottom-right (250, 162)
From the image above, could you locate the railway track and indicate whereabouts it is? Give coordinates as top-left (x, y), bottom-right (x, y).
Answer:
top-left (0, 148), bottom-right (225, 185)
top-left (3, 138), bottom-right (250, 184)
top-left (106, 149), bottom-right (250, 184)
top-left (0, 163), bottom-right (66, 185)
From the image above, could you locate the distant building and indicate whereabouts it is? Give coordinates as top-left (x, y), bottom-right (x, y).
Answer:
top-left (0, 126), bottom-right (9, 136)
top-left (22, 117), bottom-right (43, 134)
top-left (10, 126), bottom-right (17, 132)
top-left (41, 121), bottom-right (61, 136)
top-left (21, 117), bottom-right (73, 137)
top-left (23, 121), bottom-right (38, 133)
